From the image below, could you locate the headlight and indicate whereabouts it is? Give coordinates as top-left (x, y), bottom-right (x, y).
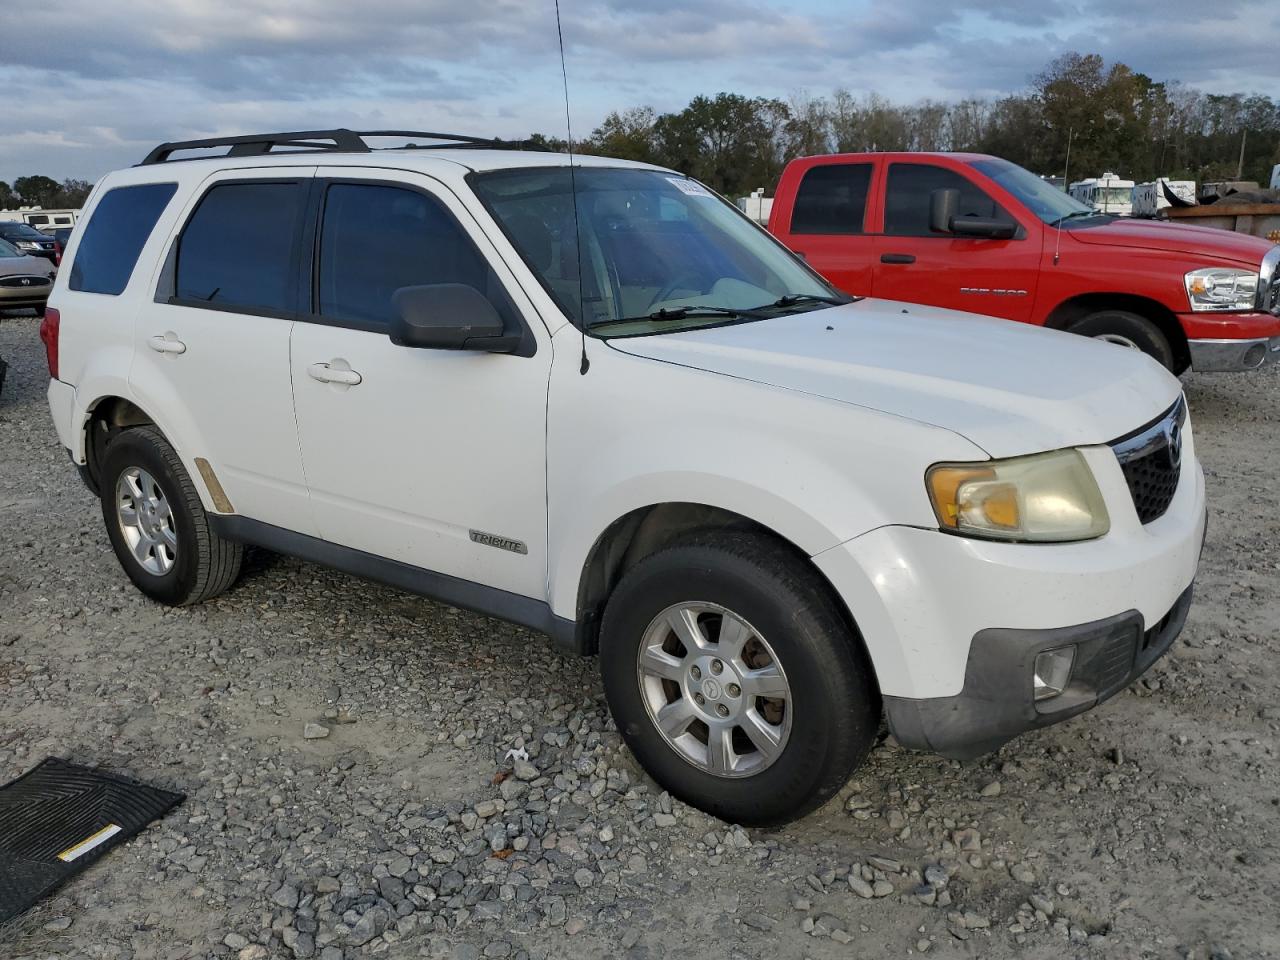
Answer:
top-left (926, 449), bottom-right (1110, 543)
top-left (1185, 267), bottom-right (1259, 312)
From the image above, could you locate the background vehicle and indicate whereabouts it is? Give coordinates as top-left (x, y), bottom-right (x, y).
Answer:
top-left (0, 221), bottom-right (58, 262)
top-left (1131, 179), bottom-right (1196, 218)
top-left (0, 237), bottom-right (56, 314)
top-left (43, 129), bottom-right (1204, 824)
top-left (1069, 172), bottom-right (1134, 216)
top-left (768, 152), bottom-right (1280, 373)
top-left (51, 226), bottom-right (74, 266)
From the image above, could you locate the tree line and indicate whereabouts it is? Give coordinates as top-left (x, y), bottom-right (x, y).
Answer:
top-left (533, 52), bottom-right (1280, 198)
top-left (0, 175), bottom-right (93, 211)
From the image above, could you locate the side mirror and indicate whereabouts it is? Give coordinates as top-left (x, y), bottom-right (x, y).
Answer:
top-left (929, 188), bottom-right (959, 234)
top-left (388, 284), bottom-right (519, 352)
top-left (929, 188), bottom-right (1018, 239)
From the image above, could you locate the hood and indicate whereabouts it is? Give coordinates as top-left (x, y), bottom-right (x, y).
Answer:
top-left (0, 254), bottom-right (53, 278)
top-left (1069, 217), bottom-right (1274, 266)
top-left (607, 300), bottom-right (1181, 459)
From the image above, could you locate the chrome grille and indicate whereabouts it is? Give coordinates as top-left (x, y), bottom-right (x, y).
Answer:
top-left (1110, 396), bottom-right (1185, 525)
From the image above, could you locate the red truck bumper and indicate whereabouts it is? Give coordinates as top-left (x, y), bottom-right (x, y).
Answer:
top-left (1179, 312), bottom-right (1280, 372)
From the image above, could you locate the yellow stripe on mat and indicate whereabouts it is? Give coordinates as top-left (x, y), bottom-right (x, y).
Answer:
top-left (56, 823), bottom-right (122, 862)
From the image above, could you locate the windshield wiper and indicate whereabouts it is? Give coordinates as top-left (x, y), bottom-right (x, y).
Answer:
top-left (1049, 210), bottom-right (1096, 227)
top-left (766, 293), bottom-right (853, 309)
top-left (588, 305), bottom-right (769, 329)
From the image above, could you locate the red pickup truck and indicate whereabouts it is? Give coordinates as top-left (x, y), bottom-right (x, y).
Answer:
top-left (768, 152), bottom-right (1280, 373)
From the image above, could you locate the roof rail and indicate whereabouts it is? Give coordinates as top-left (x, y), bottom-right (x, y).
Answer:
top-left (139, 129), bottom-right (547, 166)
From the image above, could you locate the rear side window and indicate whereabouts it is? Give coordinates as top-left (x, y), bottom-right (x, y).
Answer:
top-left (790, 163), bottom-right (872, 235)
top-left (176, 181), bottom-right (305, 314)
top-left (69, 183), bottom-right (177, 295)
top-left (884, 164), bottom-right (1004, 236)
top-left (317, 182), bottom-right (503, 328)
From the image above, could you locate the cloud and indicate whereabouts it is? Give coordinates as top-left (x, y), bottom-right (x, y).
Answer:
top-left (0, 0), bottom-right (1276, 183)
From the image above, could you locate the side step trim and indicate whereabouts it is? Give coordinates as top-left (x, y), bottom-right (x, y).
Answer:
top-left (209, 515), bottom-right (581, 655)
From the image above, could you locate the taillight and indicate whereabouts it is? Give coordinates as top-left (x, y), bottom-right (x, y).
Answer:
top-left (39, 307), bottom-right (60, 380)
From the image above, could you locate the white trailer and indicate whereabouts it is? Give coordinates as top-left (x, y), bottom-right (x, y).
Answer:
top-left (0, 207), bottom-right (81, 230)
top-left (735, 188), bottom-right (773, 225)
top-left (1068, 172), bottom-right (1135, 216)
top-left (1131, 179), bottom-right (1196, 218)
top-left (1271, 164), bottom-right (1280, 190)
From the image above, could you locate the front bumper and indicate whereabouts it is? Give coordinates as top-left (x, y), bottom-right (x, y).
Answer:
top-left (883, 583), bottom-right (1193, 759)
top-left (1188, 336), bottom-right (1280, 372)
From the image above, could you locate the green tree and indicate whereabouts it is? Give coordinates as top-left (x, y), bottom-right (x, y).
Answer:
top-left (0, 181), bottom-right (15, 209)
top-left (586, 107), bottom-right (658, 162)
top-left (13, 175), bottom-right (61, 208)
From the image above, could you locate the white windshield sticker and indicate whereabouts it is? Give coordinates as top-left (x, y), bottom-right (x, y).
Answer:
top-left (666, 177), bottom-right (713, 198)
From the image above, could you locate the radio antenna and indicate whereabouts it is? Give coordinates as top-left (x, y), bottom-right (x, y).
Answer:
top-left (1054, 127), bottom-right (1074, 266)
top-left (555, 0), bottom-right (590, 374)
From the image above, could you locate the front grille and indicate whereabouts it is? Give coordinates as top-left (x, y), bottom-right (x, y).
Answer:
top-left (1110, 396), bottom-right (1185, 524)
top-left (0, 275), bottom-right (51, 288)
top-left (1265, 277), bottom-right (1280, 316)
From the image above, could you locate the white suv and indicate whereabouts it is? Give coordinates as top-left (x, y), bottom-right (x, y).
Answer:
top-left (41, 130), bottom-right (1206, 824)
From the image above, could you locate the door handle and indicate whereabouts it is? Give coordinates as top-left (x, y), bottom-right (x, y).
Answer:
top-left (880, 253), bottom-right (916, 265)
top-left (308, 359), bottom-right (362, 386)
top-left (148, 332), bottom-right (187, 354)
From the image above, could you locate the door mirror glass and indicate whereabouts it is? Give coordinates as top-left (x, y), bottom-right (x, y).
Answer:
top-left (929, 188), bottom-right (958, 234)
top-left (389, 283), bottom-right (518, 352)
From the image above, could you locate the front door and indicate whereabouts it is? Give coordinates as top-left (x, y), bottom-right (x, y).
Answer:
top-left (872, 161), bottom-right (1041, 323)
top-left (289, 170), bottom-right (551, 599)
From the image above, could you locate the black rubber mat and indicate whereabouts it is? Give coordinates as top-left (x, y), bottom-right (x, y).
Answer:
top-left (0, 758), bottom-right (183, 923)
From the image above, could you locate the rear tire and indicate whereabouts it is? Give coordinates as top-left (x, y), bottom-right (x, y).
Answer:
top-left (599, 532), bottom-right (879, 825)
top-left (1068, 309), bottom-right (1175, 370)
top-left (100, 426), bottom-right (242, 606)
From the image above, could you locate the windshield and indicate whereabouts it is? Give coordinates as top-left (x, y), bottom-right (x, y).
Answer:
top-left (470, 167), bottom-right (837, 336)
top-left (0, 238), bottom-right (20, 258)
top-left (969, 158), bottom-right (1095, 224)
top-left (1097, 187), bottom-right (1131, 206)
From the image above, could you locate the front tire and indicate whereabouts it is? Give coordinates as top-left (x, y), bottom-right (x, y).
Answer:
top-left (100, 426), bottom-right (242, 606)
top-left (1068, 309), bottom-right (1175, 370)
top-left (599, 532), bottom-right (879, 825)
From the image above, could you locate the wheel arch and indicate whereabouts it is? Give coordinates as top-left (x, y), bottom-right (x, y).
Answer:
top-left (570, 502), bottom-right (875, 685)
top-left (1044, 292), bottom-right (1190, 373)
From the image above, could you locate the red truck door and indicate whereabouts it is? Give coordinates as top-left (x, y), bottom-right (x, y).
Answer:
top-left (872, 161), bottom-right (1041, 322)
top-left (773, 158), bottom-right (878, 296)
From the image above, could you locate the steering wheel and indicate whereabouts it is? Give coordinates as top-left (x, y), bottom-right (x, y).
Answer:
top-left (648, 273), bottom-right (706, 311)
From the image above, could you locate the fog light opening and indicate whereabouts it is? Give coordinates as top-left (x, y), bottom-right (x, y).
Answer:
top-left (1243, 343), bottom-right (1266, 368)
top-left (1033, 646), bottom-right (1076, 701)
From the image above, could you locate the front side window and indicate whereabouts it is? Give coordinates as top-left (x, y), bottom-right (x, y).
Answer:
top-left (470, 167), bottom-right (836, 337)
top-left (175, 181), bottom-right (304, 314)
top-left (69, 182), bottom-right (177, 295)
top-left (790, 163), bottom-right (872, 235)
top-left (885, 164), bottom-right (1008, 237)
top-left (316, 182), bottom-right (511, 329)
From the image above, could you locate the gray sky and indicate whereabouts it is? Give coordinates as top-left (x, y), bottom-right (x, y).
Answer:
top-left (1, 0), bottom-right (1277, 184)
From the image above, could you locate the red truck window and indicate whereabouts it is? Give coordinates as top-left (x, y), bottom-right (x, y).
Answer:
top-left (790, 163), bottom-right (872, 235)
top-left (884, 163), bottom-right (1005, 236)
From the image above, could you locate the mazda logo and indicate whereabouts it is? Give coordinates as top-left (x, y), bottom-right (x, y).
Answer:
top-left (1164, 419), bottom-right (1182, 471)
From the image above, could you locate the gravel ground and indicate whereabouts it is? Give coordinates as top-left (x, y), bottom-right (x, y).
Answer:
top-left (1, 309), bottom-right (1277, 960)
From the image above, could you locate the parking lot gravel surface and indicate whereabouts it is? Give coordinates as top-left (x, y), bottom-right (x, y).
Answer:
top-left (1, 309), bottom-right (1278, 960)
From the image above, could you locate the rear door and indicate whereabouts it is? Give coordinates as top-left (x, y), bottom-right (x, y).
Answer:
top-left (872, 161), bottom-right (1040, 322)
top-left (776, 159), bottom-right (879, 297)
top-left (288, 168), bottom-right (551, 599)
top-left (131, 169), bottom-right (317, 534)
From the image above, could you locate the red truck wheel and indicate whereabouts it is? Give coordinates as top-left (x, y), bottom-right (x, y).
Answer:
top-left (1068, 310), bottom-right (1174, 371)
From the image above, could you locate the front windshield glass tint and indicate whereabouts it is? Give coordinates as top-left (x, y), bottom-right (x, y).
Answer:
top-left (0, 238), bottom-right (20, 258)
top-left (470, 167), bottom-right (833, 336)
top-left (1099, 187), bottom-right (1130, 205)
top-left (2, 223), bottom-right (49, 240)
top-left (969, 158), bottom-right (1094, 224)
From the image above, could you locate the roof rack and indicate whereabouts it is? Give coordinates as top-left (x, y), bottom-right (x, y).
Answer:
top-left (139, 129), bottom-right (547, 166)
